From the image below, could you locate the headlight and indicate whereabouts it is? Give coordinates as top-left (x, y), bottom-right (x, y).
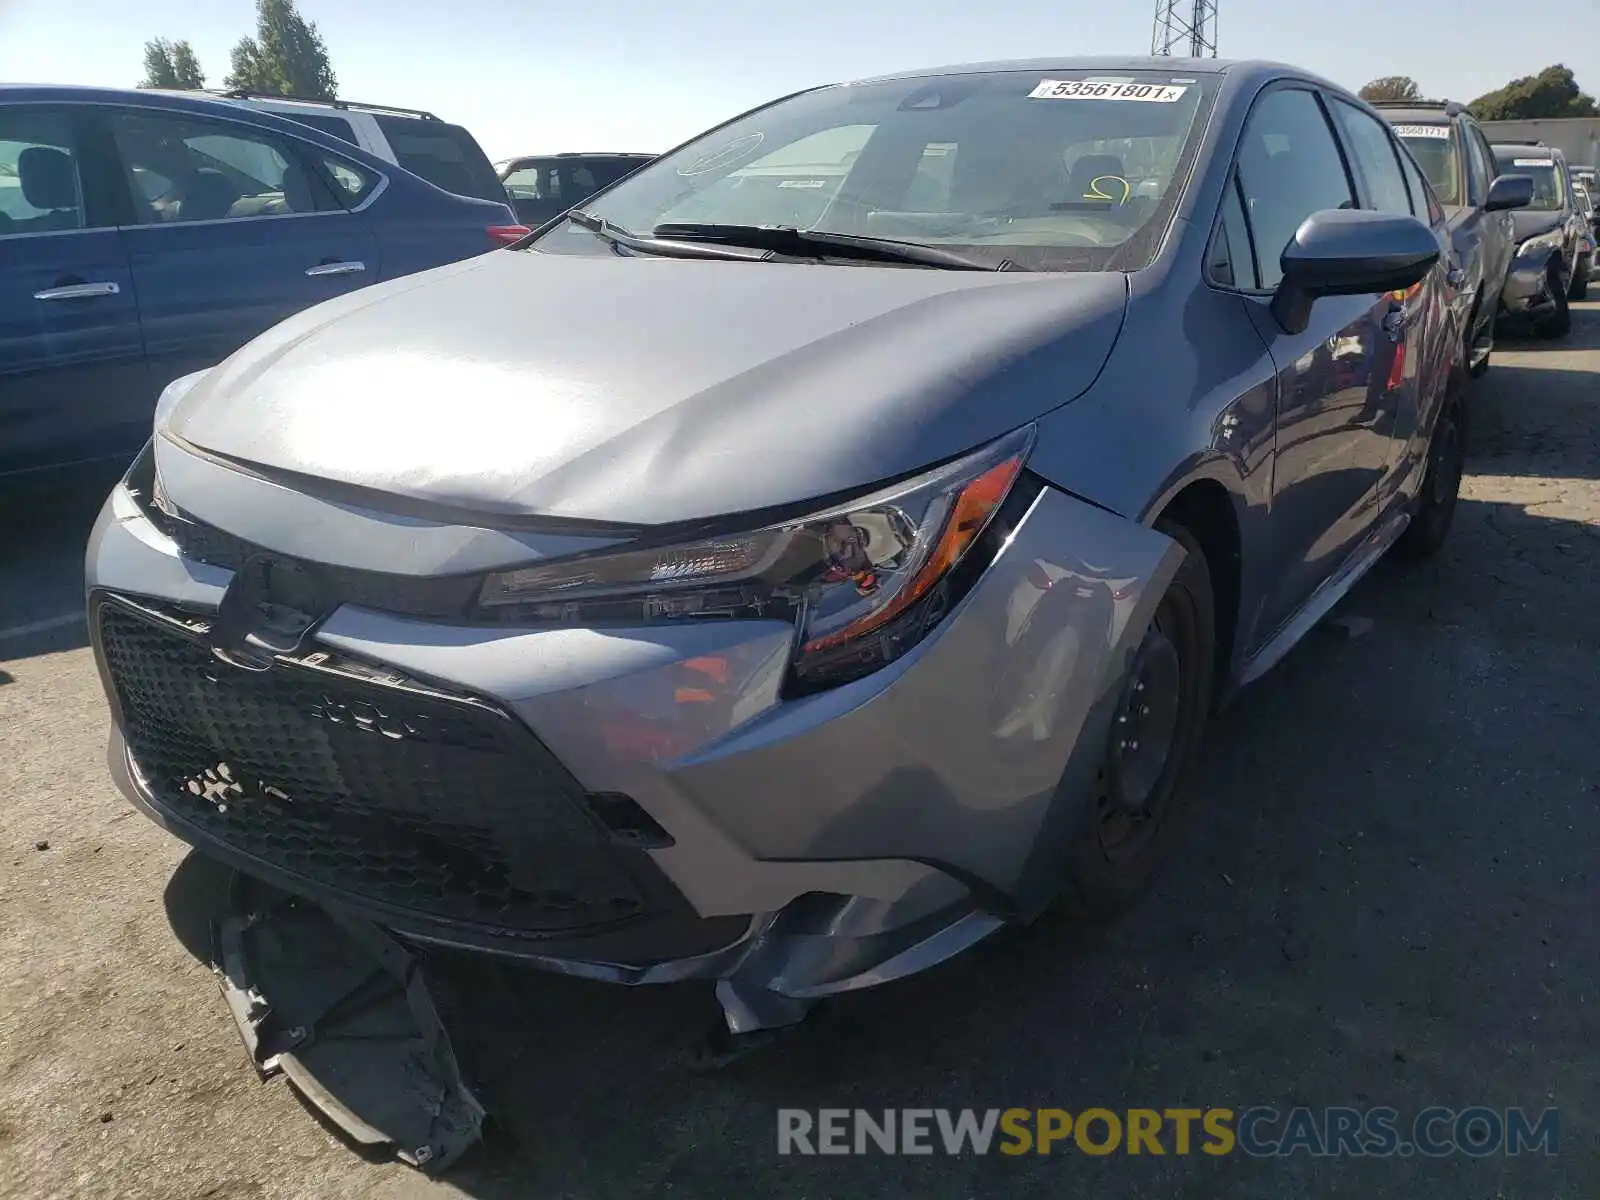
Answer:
top-left (479, 425), bottom-right (1037, 691)
top-left (1518, 229), bottom-right (1564, 257)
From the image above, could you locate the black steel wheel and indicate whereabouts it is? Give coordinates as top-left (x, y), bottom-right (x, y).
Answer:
top-left (1056, 521), bottom-right (1215, 917)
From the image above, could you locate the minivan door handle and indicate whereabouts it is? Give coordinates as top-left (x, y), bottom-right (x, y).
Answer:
top-left (304, 261), bottom-right (366, 277)
top-left (34, 281), bottom-right (121, 301)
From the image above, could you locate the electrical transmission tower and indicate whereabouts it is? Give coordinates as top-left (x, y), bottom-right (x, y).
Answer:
top-left (1151, 0), bottom-right (1218, 57)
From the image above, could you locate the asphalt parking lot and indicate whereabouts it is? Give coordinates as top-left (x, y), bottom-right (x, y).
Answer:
top-left (3, 307), bottom-right (1598, 1200)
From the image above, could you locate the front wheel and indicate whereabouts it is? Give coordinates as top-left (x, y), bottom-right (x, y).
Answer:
top-left (1395, 397), bottom-right (1466, 560)
top-left (1055, 521), bottom-right (1215, 918)
top-left (1467, 301), bottom-right (1494, 380)
top-left (1540, 261), bottom-right (1572, 337)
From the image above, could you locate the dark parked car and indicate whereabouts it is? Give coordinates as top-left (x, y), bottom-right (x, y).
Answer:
top-left (0, 84), bottom-right (524, 478)
top-left (495, 152), bottom-right (653, 226)
top-left (1492, 141), bottom-right (1590, 334)
top-left (1377, 100), bottom-right (1531, 376)
top-left (89, 58), bottom-right (1469, 1152)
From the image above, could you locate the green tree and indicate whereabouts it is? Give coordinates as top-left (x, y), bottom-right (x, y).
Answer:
top-left (222, 0), bottom-right (337, 100)
top-left (139, 38), bottom-right (206, 89)
top-left (1359, 76), bottom-right (1421, 104)
top-left (1470, 65), bottom-right (1598, 121)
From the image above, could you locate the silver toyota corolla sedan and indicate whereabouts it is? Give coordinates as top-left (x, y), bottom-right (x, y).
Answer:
top-left (89, 58), bottom-right (1466, 1044)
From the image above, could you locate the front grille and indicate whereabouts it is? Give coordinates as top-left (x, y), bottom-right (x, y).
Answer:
top-left (97, 596), bottom-right (656, 938)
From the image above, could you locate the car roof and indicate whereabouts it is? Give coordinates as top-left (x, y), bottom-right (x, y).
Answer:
top-left (1490, 142), bottom-right (1565, 160)
top-left (1373, 107), bottom-right (1465, 125)
top-left (842, 56), bottom-right (1347, 91)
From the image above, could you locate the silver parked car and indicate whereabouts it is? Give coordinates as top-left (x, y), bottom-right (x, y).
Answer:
top-left (90, 59), bottom-right (1464, 1053)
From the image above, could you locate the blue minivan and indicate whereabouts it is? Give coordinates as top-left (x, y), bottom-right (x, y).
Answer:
top-left (1, 85), bottom-right (524, 477)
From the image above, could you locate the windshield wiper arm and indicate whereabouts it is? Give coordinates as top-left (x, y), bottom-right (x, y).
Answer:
top-left (650, 223), bottom-right (1004, 271)
top-left (565, 210), bottom-right (770, 262)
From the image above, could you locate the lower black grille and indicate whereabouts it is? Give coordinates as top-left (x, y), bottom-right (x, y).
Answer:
top-left (97, 596), bottom-right (655, 938)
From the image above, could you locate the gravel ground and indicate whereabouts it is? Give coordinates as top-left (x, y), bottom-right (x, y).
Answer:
top-left (3, 306), bottom-right (1598, 1199)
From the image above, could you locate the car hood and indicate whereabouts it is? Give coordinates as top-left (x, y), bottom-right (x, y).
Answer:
top-left (1512, 210), bottom-right (1566, 243)
top-left (163, 249), bottom-right (1127, 528)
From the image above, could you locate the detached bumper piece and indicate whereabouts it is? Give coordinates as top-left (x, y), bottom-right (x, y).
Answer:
top-left (214, 870), bottom-right (485, 1173)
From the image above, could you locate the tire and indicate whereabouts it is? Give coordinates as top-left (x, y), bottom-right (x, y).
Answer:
top-left (1394, 396), bottom-right (1466, 560)
top-left (1539, 262), bottom-right (1572, 338)
top-left (1055, 521), bottom-right (1215, 918)
top-left (1466, 301), bottom-right (1493, 380)
top-left (1570, 255), bottom-right (1590, 301)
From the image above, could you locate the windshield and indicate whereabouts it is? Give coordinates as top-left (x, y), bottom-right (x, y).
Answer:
top-left (536, 69), bottom-right (1217, 272)
top-left (1394, 125), bottom-right (1459, 206)
top-left (1495, 152), bottom-right (1566, 211)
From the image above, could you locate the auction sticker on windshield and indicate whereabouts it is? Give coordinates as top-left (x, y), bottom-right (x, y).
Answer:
top-left (1394, 124), bottom-right (1450, 139)
top-left (1515, 158), bottom-right (1555, 166)
top-left (1029, 79), bottom-right (1188, 102)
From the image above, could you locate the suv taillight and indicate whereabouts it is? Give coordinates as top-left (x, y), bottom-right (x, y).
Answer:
top-left (487, 224), bottom-right (532, 247)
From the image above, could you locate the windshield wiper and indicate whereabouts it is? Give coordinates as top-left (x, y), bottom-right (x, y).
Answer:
top-left (565, 210), bottom-right (769, 262)
top-left (650, 223), bottom-right (1006, 271)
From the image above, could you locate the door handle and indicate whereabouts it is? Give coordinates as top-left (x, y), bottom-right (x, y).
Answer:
top-left (304, 261), bottom-right (366, 277)
top-left (34, 281), bottom-right (120, 301)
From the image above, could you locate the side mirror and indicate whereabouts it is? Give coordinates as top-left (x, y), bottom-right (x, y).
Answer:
top-left (1269, 208), bottom-right (1440, 335)
top-left (1485, 173), bottom-right (1533, 212)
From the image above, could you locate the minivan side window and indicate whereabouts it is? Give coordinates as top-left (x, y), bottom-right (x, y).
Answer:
top-left (0, 108), bottom-right (87, 235)
top-left (1233, 88), bottom-right (1356, 290)
top-left (1328, 99), bottom-right (1412, 217)
top-left (105, 109), bottom-right (340, 224)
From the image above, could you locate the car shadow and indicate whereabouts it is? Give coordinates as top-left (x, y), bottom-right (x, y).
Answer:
top-left (0, 460), bottom-right (122, 662)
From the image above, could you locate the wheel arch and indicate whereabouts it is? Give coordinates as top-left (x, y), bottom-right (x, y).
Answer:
top-left (1150, 476), bottom-right (1242, 703)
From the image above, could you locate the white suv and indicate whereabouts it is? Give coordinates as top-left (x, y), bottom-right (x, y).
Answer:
top-left (213, 92), bottom-right (509, 206)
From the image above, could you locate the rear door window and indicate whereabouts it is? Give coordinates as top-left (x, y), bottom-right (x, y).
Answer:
top-left (104, 109), bottom-right (342, 223)
top-left (372, 115), bottom-right (503, 202)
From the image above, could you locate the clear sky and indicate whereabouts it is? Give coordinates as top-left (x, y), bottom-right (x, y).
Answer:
top-left (3, 0), bottom-right (1597, 160)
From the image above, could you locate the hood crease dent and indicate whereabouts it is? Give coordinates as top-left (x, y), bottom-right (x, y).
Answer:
top-left (165, 250), bottom-right (1129, 527)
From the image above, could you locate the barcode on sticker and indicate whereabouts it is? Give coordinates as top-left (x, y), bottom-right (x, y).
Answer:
top-left (1029, 79), bottom-right (1188, 103)
top-left (1393, 124), bottom-right (1450, 139)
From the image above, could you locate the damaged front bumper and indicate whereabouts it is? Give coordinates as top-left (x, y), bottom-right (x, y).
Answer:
top-left (88, 444), bottom-right (1181, 1035)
